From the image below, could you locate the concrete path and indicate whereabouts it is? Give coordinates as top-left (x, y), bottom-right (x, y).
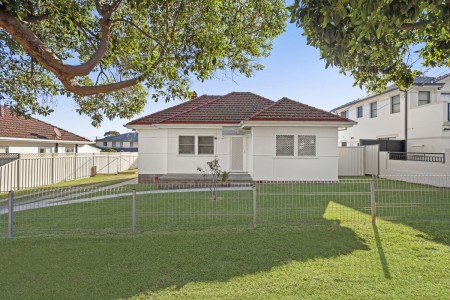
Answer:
top-left (0, 185), bottom-right (252, 215)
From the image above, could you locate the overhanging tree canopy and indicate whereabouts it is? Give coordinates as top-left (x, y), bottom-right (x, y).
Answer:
top-left (289, 0), bottom-right (450, 91)
top-left (0, 0), bottom-right (287, 125)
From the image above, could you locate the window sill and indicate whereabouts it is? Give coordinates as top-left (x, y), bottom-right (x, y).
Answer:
top-left (176, 154), bottom-right (216, 157)
top-left (273, 156), bottom-right (319, 159)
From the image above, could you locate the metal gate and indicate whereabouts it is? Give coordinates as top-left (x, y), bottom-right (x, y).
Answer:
top-left (364, 145), bottom-right (379, 176)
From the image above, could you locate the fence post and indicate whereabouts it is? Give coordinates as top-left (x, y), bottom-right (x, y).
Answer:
top-left (132, 189), bottom-right (136, 234)
top-left (16, 154), bottom-right (20, 190)
top-left (370, 178), bottom-right (376, 225)
top-left (252, 183), bottom-right (257, 229)
top-left (8, 191), bottom-right (14, 239)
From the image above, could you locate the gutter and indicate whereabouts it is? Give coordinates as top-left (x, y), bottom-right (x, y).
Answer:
top-left (0, 137), bottom-right (93, 144)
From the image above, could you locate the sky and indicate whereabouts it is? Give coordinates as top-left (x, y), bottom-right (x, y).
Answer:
top-left (33, 22), bottom-right (447, 141)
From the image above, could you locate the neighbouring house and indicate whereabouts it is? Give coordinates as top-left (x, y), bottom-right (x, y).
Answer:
top-left (125, 92), bottom-right (354, 182)
top-left (0, 105), bottom-right (96, 154)
top-left (331, 74), bottom-right (450, 153)
top-left (95, 132), bottom-right (138, 152)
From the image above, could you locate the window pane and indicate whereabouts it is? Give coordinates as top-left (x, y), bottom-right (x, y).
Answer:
top-left (391, 95), bottom-right (400, 113)
top-left (198, 145), bottom-right (214, 154)
top-left (179, 136), bottom-right (195, 145)
top-left (179, 145), bottom-right (195, 154)
top-left (179, 136), bottom-right (195, 154)
top-left (357, 106), bottom-right (363, 118)
top-left (298, 135), bottom-right (316, 156)
top-left (276, 135), bottom-right (294, 156)
top-left (340, 111), bottom-right (348, 118)
top-left (418, 91), bottom-right (430, 105)
top-left (370, 102), bottom-right (377, 118)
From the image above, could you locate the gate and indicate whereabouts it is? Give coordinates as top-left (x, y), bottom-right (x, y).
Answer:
top-left (364, 145), bottom-right (379, 176)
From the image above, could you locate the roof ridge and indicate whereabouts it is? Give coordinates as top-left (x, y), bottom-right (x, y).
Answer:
top-left (244, 98), bottom-right (278, 120)
top-left (157, 95), bottom-right (221, 124)
top-left (2, 106), bottom-right (91, 142)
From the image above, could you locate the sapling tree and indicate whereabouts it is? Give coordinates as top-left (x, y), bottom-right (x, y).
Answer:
top-left (197, 158), bottom-right (229, 200)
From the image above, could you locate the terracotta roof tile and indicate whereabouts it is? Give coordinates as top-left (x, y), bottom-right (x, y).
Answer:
top-left (0, 106), bottom-right (91, 142)
top-left (127, 93), bottom-right (351, 125)
top-left (248, 97), bottom-right (349, 122)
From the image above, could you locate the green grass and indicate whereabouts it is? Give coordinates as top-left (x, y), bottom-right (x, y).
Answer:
top-left (0, 203), bottom-right (449, 299)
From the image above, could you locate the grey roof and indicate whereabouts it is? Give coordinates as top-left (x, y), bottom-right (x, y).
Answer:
top-left (97, 132), bottom-right (138, 142)
top-left (331, 73), bottom-right (450, 112)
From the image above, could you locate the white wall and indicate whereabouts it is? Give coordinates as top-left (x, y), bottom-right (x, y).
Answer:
top-left (0, 141), bottom-right (94, 154)
top-left (138, 128), bottom-right (168, 174)
top-left (336, 77), bottom-right (450, 152)
top-left (251, 126), bottom-right (339, 181)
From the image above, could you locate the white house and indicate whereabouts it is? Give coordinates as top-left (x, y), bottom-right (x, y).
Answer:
top-left (126, 92), bottom-right (354, 182)
top-left (96, 132), bottom-right (138, 152)
top-left (0, 105), bottom-right (97, 154)
top-left (331, 74), bottom-right (450, 153)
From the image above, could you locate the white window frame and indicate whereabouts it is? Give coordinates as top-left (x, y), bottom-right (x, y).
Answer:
top-left (340, 111), bottom-right (348, 118)
top-left (38, 147), bottom-right (52, 154)
top-left (0, 147), bottom-right (8, 154)
top-left (120, 141), bottom-right (124, 148)
top-left (178, 136), bottom-right (196, 155)
top-left (112, 141), bottom-right (117, 147)
top-left (275, 134), bottom-right (317, 157)
top-left (197, 136), bottom-right (215, 155)
top-left (418, 91), bottom-right (430, 106)
top-left (276, 135), bottom-right (295, 157)
top-left (298, 135), bottom-right (316, 156)
top-left (65, 147), bottom-right (75, 153)
top-left (102, 142), bottom-right (107, 147)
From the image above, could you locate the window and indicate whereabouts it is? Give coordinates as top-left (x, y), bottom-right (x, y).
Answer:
top-left (340, 111), bottom-right (348, 118)
top-left (130, 142), bottom-right (134, 148)
top-left (298, 135), bottom-right (316, 156)
top-left (357, 106), bottom-right (363, 118)
top-left (418, 91), bottom-right (430, 106)
top-left (38, 147), bottom-right (51, 154)
top-left (112, 141), bottom-right (117, 147)
top-left (341, 142), bottom-right (347, 147)
top-left (276, 135), bottom-right (294, 156)
top-left (391, 95), bottom-right (400, 113)
top-left (102, 142), bottom-right (107, 146)
top-left (370, 102), bottom-right (377, 118)
top-left (179, 136), bottom-right (195, 154)
top-left (198, 136), bottom-right (214, 154)
top-left (120, 142), bottom-right (124, 147)
top-left (65, 147), bottom-right (75, 153)
top-left (0, 147), bottom-right (7, 154)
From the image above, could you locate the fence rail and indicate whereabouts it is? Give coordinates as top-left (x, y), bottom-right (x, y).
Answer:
top-left (1, 176), bottom-right (448, 239)
top-left (389, 152), bottom-right (445, 163)
top-left (0, 152), bottom-right (138, 191)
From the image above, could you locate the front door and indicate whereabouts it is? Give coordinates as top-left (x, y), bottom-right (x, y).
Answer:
top-left (231, 137), bottom-right (244, 172)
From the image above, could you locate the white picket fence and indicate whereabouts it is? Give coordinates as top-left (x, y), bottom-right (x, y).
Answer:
top-left (0, 153), bottom-right (138, 191)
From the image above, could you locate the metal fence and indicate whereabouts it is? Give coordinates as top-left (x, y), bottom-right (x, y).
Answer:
top-left (1, 175), bottom-right (449, 239)
top-left (0, 152), bottom-right (138, 191)
top-left (388, 152), bottom-right (445, 163)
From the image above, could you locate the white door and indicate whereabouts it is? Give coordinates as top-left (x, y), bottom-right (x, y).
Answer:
top-left (231, 137), bottom-right (244, 172)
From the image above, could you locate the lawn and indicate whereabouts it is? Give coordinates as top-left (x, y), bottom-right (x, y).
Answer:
top-left (0, 203), bottom-right (449, 299)
top-left (0, 179), bottom-right (449, 299)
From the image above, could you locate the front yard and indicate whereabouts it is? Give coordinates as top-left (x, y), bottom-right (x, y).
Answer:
top-left (0, 178), bottom-right (449, 299)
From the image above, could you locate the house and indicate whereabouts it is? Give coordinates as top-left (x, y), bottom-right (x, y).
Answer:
top-left (331, 74), bottom-right (450, 153)
top-left (95, 132), bottom-right (138, 152)
top-left (125, 92), bottom-right (354, 182)
top-left (0, 105), bottom-right (95, 154)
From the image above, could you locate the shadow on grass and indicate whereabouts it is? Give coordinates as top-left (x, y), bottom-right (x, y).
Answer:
top-left (372, 224), bottom-right (391, 279)
top-left (0, 224), bottom-right (368, 299)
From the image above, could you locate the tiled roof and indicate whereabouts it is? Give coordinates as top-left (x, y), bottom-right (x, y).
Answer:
top-left (0, 106), bottom-right (91, 143)
top-left (331, 73), bottom-right (450, 112)
top-left (127, 92), bottom-right (350, 125)
top-left (97, 132), bottom-right (138, 142)
top-left (248, 97), bottom-right (349, 122)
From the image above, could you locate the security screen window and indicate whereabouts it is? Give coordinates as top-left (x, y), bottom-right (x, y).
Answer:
top-left (276, 135), bottom-right (294, 156)
top-left (298, 135), bottom-right (316, 156)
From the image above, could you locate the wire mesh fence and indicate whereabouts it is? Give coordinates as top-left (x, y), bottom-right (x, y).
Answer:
top-left (0, 176), bottom-right (449, 238)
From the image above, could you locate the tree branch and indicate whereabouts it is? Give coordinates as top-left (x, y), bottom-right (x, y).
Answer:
top-left (64, 76), bottom-right (141, 95)
top-left (22, 14), bottom-right (50, 24)
top-left (112, 18), bottom-right (158, 42)
top-left (401, 20), bottom-right (429, 30)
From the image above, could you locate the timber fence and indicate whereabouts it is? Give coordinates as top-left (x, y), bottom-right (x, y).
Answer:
top-left (0, 152), bottom-right (138, 191)
top-left (1, 175), bottom-right (448, 238)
